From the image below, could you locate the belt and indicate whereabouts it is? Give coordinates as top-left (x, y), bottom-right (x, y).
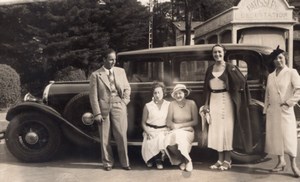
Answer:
top-left (211, 89), bottom-right (227, 93)
top-left (146, 123), bottom-right (166, 129)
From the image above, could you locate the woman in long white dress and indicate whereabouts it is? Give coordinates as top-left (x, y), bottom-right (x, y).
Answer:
top-left (203, 44), bottom-right (252, 171)
top-left (264, 46), bottom-right (300, 178)
top-left (141, 82), bottom-right (170, 169)
top-left (164, 84), bottom-right (198, 172)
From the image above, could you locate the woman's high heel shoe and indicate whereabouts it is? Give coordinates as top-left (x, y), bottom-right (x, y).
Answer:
top-left (291, 165), bottom-right (300, 178)
top-left (270, 163), bottom-right (286, 172)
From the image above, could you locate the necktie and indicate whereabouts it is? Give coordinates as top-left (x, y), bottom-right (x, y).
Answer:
top-left (108, 70), bottom-right (117, 92)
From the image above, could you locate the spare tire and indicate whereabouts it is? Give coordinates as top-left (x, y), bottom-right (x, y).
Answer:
top-left (62, 92), bottom-right (99, 147)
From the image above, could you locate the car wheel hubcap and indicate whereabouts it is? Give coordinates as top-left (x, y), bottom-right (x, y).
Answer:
top-left (25, 130), bottom-right (39, 145)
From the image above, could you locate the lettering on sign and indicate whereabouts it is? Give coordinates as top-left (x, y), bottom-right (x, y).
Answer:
top-left (239, 12), bottom-right (288, 19)
top-left (235, 0), bottom-right (293, 21)
top-left (246, 0), bottom-right (277, 11)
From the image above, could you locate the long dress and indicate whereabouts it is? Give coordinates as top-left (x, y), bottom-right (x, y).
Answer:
top-left (264, 66), bottom-right (300, 157)
top-left (204, 63), bottom-right (253, 152)
top-left (208, 70), bottom-right (234, 152)
top-left (141, 100), bottom-right (170, 163)
top-left (164, 100), bottom-right (197, 165)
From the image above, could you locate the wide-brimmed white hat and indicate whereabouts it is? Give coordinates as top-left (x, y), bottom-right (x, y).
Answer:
top-left (171, 84), bottom-right (190, 98)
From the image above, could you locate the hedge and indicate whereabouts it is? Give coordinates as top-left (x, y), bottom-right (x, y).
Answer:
top-left (54, 66), bottom-right (87, 81)
top-left (0, 64), bottom-right (21, 108)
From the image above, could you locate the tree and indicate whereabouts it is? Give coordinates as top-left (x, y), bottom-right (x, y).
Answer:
top-left (0, 0), bottom-right (150, 95)
top-left (183, 0), bottom-right (193, 45)
top-left (152, 1), bottom-right (174, 47)
top-left (200, 0), bottom-right (240, 20)
top-left (172, 0), bottom-right (239, 45)
top-left (103, 0), bottom-right (150, 51)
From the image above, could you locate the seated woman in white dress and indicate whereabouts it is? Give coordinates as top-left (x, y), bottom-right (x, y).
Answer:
top-left (141, 82), bottom-right (170, 169)
top-left (164, 84), bottom-right (198, 172)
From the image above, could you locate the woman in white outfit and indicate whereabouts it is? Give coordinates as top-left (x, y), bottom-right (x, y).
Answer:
top-left (264, 46), bottom-right (300, 178)
top-left (141, 82), bottom-right (170, 169)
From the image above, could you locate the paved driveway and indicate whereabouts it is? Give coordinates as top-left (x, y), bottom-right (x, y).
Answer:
top-left (1, 111), bottom-right (300, 182)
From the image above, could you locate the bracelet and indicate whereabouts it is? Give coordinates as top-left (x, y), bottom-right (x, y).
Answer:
top-left (94, 113), bottom-right (102, 117)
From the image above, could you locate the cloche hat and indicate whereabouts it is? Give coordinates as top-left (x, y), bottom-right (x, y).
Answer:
top-left (171, 84), bottom-right (190, 98)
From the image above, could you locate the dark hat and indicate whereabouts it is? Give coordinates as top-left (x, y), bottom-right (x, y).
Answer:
top-left (269, 45), bottom-right (284, 62)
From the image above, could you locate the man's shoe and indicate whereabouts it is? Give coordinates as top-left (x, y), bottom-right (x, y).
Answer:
top-left (122, 166), bottom-right (131, 170)
top-left (155, 160), bottom-right (163, 170)
top-left (146, 162), bottom-right (153, 168)
top-left (185, 162), bottom-right (193, 172)
top-left (179, 163), bottom-right (186, 171)
top-left (104, 166), bottom-right (112, 171)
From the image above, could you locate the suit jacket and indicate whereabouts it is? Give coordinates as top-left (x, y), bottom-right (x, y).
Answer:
top-left (89, 66), bottom-right (131, 118)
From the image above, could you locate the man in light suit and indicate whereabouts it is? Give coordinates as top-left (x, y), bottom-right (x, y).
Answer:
top-left (89, 48), bottom-right (131, 171)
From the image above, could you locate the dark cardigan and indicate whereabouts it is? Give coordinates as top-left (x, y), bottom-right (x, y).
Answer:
top-left (204, 62), bottom-right (253, 153)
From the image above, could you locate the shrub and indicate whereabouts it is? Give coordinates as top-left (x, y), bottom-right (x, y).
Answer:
top-left (54, 66), bottom-right (87, 81)
top-left (0, 64), bottom-right (21, 108)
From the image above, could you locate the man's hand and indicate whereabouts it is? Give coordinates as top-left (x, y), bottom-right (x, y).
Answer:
top-left (94, 115), bottom-right (103, 125)
top-left (280, 102), bottom-right (289, 107)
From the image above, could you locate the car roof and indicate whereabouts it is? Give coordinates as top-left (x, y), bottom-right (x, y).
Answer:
top-left (117, 44), bottom-right (273, 56)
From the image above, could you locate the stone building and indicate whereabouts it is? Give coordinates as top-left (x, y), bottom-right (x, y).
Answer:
top-left (194, 0), bottom-right (299, 67)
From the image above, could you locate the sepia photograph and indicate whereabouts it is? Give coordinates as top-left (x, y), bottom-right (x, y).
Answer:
top-left (0, 0), bottom-right (300, 181)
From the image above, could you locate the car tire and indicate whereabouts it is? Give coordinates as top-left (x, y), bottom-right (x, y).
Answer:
top-left (62, 92), bottom-right (99, 148)
top-left (5, 112), bottom-right (62, 162)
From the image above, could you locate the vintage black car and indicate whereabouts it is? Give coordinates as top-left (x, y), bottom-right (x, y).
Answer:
top-left (3, 44), bottom-right (300, 163)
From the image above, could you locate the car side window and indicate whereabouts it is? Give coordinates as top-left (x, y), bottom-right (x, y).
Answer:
top-left (123, 60), bottom-right (164, 82)
top-left (172, 55), bottom-right (214, 82)
top-left (227, 52), bottom-right (261, 81)
top-left (179, 60), bottom-right (211, 81)
top-left (228, 59), bottom-right (248, 77)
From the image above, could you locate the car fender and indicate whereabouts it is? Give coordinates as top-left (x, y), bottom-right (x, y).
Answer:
top-left (6, 102), bottom-right (100, 143)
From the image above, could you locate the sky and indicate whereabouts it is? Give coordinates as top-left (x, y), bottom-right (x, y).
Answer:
top-left (138, 0), bottom-right (170, 6)
top-left (0, 0), bottom-right (170, 6)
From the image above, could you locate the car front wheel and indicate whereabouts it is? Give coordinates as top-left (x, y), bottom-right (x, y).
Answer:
top-left (5, 112), bottom-right (62, 162)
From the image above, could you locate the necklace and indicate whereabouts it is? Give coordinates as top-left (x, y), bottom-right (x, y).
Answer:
top-left (154, 99), bottom-right (163, 104)
top-left (177, 101), bottom-right (186, 108)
